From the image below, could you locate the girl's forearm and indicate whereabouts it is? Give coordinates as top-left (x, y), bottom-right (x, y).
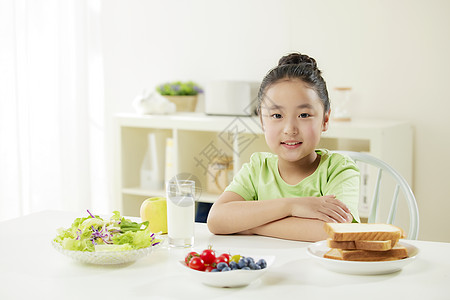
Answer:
top-left (244, 217), bottom-right (329, 242)
top-left (207, 198), bottom-right (291, 234)
top-left (207, 191), bottom-right (346, 241)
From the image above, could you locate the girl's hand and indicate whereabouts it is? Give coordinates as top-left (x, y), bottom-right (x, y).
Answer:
top-left (288, 195), bottom-right (353, 223)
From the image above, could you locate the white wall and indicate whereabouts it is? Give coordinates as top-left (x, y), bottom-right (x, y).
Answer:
top-left (101, 0), bottom-right (450, 242)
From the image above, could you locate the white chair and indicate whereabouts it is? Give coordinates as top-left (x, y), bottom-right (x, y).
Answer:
top-left (335, 151), bottom-right (419, 240)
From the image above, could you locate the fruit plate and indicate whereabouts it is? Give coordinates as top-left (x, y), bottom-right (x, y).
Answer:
top-left (179, 255), bottom-right (275, 288)
top-left (307, 240), bottom-right (419, 275)
top-left (52, 241), bottom-right (154, 265)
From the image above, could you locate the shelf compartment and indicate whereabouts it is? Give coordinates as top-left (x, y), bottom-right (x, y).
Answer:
top-left (120, 127), bottom-right (172, 189)
top-left (176, 130), bottom-right (234, 197)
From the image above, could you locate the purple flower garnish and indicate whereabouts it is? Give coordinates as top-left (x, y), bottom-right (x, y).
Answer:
top-left (87, 209), bottom-right (95, 218)
top-left (90, 225), bottom-right (114, 245)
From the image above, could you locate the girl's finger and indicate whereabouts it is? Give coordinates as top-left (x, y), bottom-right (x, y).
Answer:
top-left (327, 197), bottom-right (351, 213)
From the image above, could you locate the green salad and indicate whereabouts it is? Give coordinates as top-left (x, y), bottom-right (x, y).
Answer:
top-left (53, 210), bottom-right (160, 252)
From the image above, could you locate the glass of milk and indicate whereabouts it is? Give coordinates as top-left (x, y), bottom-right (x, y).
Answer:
top-left (166, 179), bottom-right (195, 247)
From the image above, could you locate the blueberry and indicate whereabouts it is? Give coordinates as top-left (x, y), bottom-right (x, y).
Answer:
top-left (211, 268), bottom-right (220, 272)
top-left (241, 267), bottom-right (250, 270)
top-left (237, 258), bottom-right (247, 269)
top-left (221, 266), bottom-right (231, 272)
top-left (216, 262), bottom-right (228, 271)
top-left (248, 262), bottom-right (257, 270)
top-left (229, 261), bottom-right (238, 270)
top-left (247, 257), bottom-right (255, 264)
top-left (256, 259), bottom-right (267, 269)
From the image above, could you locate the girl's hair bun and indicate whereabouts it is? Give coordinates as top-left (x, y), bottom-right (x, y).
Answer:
top-left (278, 53), bottom-right (317, 69)
top-left (257, 52), bottom-right (330, 114)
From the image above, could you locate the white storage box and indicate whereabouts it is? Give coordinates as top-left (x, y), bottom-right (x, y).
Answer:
top-left (205, 81), bottom-right (259, 116)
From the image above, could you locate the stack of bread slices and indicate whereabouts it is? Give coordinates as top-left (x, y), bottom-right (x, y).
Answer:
top-left (323, 223), bottom-right (408, 261)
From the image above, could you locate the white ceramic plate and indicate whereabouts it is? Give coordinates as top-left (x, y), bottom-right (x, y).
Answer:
top-left (179, 255), bottom-right (275, 288)
top-left (307, 240), bottom-right (419, 275)
top-left (52, 241), bottom-right (154, 265)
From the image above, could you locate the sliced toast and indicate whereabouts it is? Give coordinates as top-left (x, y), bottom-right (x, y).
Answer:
top-left (324, 244), bottom-right (408, 261)
top-left (324, 223), bottom-right (405, 242)
top-left (327, 238), bottom-right (398, 251)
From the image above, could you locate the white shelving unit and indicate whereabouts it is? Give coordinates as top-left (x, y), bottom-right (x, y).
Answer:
top-left (114, 113), bottom-right (413, 217)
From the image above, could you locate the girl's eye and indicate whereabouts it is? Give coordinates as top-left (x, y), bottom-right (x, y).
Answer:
top-left (271, 113), bottom-right (282, 119)
top-left (299, 113), bottom-right (310, 118)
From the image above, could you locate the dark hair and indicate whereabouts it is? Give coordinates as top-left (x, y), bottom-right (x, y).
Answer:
top-left (257, 53), bottom-right (330, 115)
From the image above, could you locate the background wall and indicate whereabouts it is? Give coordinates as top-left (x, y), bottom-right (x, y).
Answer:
top-left (101, 0), bottom-right (450, 242)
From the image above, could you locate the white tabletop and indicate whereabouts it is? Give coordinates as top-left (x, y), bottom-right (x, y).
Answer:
top-left (1, 210), bottom-right (449, 299)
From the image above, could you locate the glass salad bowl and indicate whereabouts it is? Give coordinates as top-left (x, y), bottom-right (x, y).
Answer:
top-left (52, 210), bottom-right (161, 265)
top-left (52, 241), bottom-right (155, 265)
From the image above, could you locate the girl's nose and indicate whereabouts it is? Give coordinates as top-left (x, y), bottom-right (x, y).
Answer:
top-left (284, 118), bottom-right (298, 135)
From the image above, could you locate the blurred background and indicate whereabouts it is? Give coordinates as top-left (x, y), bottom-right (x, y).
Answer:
top-left (1, 0), bottom-right (449, 242)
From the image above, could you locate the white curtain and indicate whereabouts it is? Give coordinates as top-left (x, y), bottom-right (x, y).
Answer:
top-left (0, 0), bottom-right (107, 220)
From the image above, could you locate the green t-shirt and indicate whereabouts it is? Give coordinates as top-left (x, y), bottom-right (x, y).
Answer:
top-left (225, 149), bottom-right (360, 222)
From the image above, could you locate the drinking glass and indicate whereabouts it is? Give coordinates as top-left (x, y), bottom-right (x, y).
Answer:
top-left (166, 179), bottom-right (195, 247)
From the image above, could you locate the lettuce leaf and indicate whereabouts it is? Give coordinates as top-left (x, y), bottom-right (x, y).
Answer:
top-left (112, 228), bottom-right (154, 249)
top-left (119, 217), bottom-right (149, 232)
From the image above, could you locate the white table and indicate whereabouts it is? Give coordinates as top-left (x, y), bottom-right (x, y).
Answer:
top-left (1, 211), bottom-right (449, 299)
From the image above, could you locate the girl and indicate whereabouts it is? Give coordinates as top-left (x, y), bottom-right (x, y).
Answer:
top-left (206, 53), bottom-right (360, 242)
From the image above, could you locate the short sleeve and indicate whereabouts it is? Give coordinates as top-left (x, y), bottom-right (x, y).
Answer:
top-left (224, 153), bottom-right (261, 201)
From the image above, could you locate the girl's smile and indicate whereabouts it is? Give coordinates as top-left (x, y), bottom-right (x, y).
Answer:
top-left (281, 140), bottom-right (302, 149)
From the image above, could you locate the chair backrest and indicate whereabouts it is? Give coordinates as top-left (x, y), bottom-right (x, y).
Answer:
top-left (334, 151), bottom-right (419, 240)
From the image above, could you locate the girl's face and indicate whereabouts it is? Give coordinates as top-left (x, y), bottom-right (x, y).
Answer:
top-left (260, 79), bottom-right (330, 165)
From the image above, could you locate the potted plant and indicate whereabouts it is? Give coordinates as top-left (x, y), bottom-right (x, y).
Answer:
top-left (156, 81), bottom-right (203, 112)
